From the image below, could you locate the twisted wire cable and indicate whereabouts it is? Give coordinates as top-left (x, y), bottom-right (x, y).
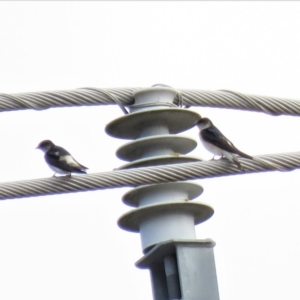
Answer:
top-left (1, 87), bottom-right (300, 116)
top-left (0, 151), bottom-right (299, 200)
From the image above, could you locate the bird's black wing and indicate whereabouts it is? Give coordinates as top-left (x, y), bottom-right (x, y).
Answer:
top-left (201, 126), bottom-right (252, 159)
top-left (201, 126), bottom-right (238, 152)
top-left (45, 147), bottom-right (75, 172)
top-left (46, 146), bottom-right (70, 161)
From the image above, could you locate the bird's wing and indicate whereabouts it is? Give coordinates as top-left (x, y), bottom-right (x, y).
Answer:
top-left (45, 147), bottom-right (87, 172)
top-left (60, 155), bottom-right (88, 170)
top-left (46, 147), bottom-right (64, 161)
top-left (56, 146), bottom-right (88, 170)
top-left (201, 126), bottom-right (240, 153)
top-left (202, 126), bottom-right (252, 159)
top-left (47, 146), bottom-right (71, 158)
top-left (45, 148), bottom-right (73, 172)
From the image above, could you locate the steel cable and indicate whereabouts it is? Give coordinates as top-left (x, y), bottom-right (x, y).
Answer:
top-left (1, 87), bottom-right (300, 116)
top-left (0, 151), bottom-right (299, 200)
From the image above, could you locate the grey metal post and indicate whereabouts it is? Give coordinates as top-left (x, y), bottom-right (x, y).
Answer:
top-left (164, 255), bottom-right (181, 299)
top-left (106, 86), bottom-right (219, 300)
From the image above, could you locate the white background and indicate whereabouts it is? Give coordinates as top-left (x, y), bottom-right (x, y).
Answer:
top-left (0, 2), bottom-right (299, 300)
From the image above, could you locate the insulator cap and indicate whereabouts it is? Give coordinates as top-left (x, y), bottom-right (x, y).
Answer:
top-left (105, 108), bottom-right (201, 139)
top-left (122, 182), bottom-right (204, 207)
top-left (118, 201), bottom-right (214, 252)
top-left (116, 135), bottom-right (197, 162)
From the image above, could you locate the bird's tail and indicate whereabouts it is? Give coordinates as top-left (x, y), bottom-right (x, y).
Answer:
top-left (73, 159), bottom-right (88, 171)
top-left (72, 162), bottom-right (88, 174)
top-left (234, 149), bottom-right (253, 160)
top-left (79, 164), bottom-right (88, 170)
top-left (225, 150), bottom-right (285, 171)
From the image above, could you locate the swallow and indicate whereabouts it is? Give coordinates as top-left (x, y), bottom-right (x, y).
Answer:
top-left (195, 118), bottom-right (252, 170)
top-left (36, 140), bottom-right (88, 177)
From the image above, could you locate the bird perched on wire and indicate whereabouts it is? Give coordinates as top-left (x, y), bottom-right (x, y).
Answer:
top-left (195, 118), bottom-right (253, 170)
top-left (36, 140), bottom-right (88, 177)
top-left (195, 117), bottom-right (282, 171)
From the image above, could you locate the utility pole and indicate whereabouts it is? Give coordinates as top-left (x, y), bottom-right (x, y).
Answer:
top-left (106, 86), bottom-right (219, 300)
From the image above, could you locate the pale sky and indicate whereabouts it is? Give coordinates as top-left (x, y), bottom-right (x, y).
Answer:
top-left (0, 2), bottom-right (300, 300)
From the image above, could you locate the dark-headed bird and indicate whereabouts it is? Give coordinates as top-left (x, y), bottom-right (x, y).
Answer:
top-left (196, 118), bottom-right (252, 170)
top-left (36, 140), bottom-right (88, 177)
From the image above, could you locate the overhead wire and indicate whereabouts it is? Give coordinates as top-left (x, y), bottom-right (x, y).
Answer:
top-left (0, 87), bottom-right (300, 116)
top-left (0, 151), bottom-right (299, 200)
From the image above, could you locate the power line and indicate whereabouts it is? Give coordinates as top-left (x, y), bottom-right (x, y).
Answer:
top-left (0, 151), bottom-right (299, 200)
top-left (1, 87), bottom-right (300, 116)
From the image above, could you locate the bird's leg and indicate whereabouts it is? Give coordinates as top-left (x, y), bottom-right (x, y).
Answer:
top-left (52, 173), bottom-right (57, 177)
top-left (210, 155), bottom-right (216, 161)
top-left (66, 173), bottom-right (71, 178)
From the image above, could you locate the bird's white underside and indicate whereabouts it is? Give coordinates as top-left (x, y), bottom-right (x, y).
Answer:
top-left (47, 164), bottom-right (69, 175)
